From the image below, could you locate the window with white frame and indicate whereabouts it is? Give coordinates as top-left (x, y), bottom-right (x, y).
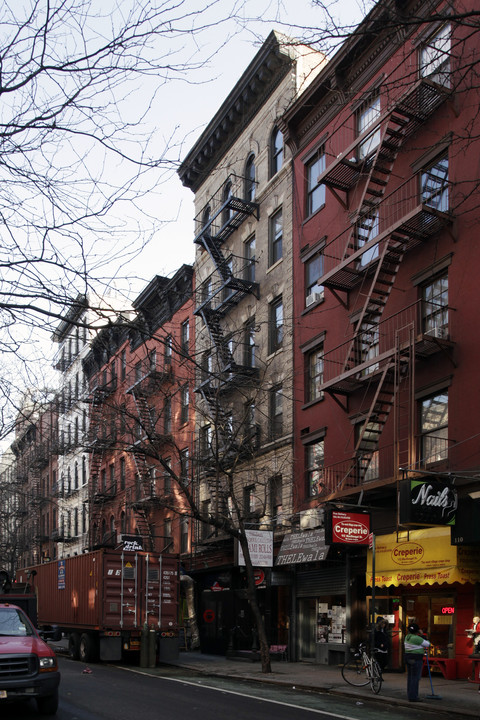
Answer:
top-left (269, 297), bottom-right (284, 354)
top-left (420, 23), bottom-right (451, 87)
top-left (357, 94), bottom-right (381, 160)
top-left (181, 320), bottom-right (190, 355)
top-left (420, 391), bottom-right (448, 464)
top-left (307, 346), bottom-right (324, 403)
top-left (245, 154), bottom-right (256, 202)
top-left (244, 318), bottom-right (256, 368)
top-left (270, 385), bottom-right (283, 440)
top-left (269, 208), bottom-right (283, 266)
top-left (306, 147), bottom-right (325, 216)
top-left (270, 127), bottom-right (284, 177)
top-left (305, 252), bottom-right (324, 307)
top-left (244, 235), bottom-right (256, 283)
top-left (422, 272), bottom-right (448, 338)
top-left (180, 385), bottom-right (189, 424)
top-left (306, 440), bottom-right (324, 497)
top-left (355, 210), bottom-right (379, 266)
top-left (421, 153), bottom-right (448, 211)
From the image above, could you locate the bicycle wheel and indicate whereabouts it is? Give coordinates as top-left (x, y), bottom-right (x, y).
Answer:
top-left (369, 659), bottom-right (383, 694)
top-left (341, 655), bottom-right (369, 687)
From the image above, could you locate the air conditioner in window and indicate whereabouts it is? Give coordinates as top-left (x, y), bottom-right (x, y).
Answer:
top-left (306, 292), bottom-right (322, 307)
top-left (426, 325), bottom-right (448, 339)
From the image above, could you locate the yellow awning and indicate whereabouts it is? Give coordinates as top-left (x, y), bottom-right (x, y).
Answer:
top-left (366, 527), bottom-right (480, 587)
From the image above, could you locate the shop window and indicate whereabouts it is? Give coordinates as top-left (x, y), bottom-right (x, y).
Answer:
top-left (420, 23), bottom-right (451, 87)
top-left (420, 391), bottom-right (448, 465)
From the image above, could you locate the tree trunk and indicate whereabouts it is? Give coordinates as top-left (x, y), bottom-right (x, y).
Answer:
top-left (240, 533), bottom-right (272, 673)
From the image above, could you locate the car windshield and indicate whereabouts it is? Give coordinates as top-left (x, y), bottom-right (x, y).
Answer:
top-left (0, 607), bottom-right (35, 636)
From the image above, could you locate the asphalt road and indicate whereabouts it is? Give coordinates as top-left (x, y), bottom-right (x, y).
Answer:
top-left (0, 656), bottom-right (441, 720)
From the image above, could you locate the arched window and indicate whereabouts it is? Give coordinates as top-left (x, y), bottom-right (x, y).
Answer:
top-left (74, 461), bottom-right (79, 490)
top-left (245, 154), bottom-right (256, 202)
top-left (222, 180), bottom-right (233, 224)
top-left (270, 127), bottom-right (284, 177)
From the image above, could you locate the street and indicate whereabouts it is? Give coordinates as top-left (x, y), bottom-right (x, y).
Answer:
top-left (0, 656), bottom-right (453, 720)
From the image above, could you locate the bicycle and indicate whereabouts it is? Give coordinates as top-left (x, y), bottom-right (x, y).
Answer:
top-left (341, 642), bottom-right (383, 694)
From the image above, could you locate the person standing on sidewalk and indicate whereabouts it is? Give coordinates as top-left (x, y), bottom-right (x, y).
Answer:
top-left (404, 622), bottom-right (431, 702)
top-left (374, 617), bottom-right (390, 672)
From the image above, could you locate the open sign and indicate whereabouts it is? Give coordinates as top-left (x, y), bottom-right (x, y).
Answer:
top-left (441, 606), bottom-right (455, 614)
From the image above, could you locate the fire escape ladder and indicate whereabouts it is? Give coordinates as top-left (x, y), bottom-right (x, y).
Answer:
top-left (132, 505), bottom-right (154, 551)
top-left (200, 308), bottom-right (236, 372)
top-left (354, 360), bottom-right (397, 483)
top-left (200, 232), bottom-right (233, 283)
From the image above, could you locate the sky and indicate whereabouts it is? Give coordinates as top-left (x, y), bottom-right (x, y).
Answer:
top-left (116, 0), bottom-right (372, 296)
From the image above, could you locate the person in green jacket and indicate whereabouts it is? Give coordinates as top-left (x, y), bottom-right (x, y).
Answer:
top-left (404, 622), bottom-right (431, 702)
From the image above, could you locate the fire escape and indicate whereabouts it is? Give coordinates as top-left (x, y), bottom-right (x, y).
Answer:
top-left (125, 358), bottom-right (173, 551)
top-left (317, 77), bottom-right (453, 494)
top-left (85, 375), bottom-right (117, 549)
top-left (193, 174), bottom-right (260, 531)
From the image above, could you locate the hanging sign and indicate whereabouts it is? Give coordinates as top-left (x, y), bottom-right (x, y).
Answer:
top-left (399, 478), bottom-right (457, 526)
top-left (325, 510), bottom-right (371, 545)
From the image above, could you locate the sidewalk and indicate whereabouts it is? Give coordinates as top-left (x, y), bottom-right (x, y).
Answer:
top-left (160, 651), bottom-right (480, 718)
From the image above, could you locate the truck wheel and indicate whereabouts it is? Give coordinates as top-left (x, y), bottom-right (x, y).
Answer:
top-left (37, 688), bottom-right (59, 715)
top-left (68, 632), bottom-right (80, 660)
top-left (79, 633), bottom-right (98, 663)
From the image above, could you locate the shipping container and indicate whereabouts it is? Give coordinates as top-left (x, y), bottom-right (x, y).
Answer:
top-left (17, 550), bottom-right (179, 663)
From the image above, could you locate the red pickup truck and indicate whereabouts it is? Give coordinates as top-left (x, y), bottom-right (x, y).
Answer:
top-left (0, 602), bottom-right (60, 715)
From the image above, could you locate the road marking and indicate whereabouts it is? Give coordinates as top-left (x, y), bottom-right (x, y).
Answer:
top-left (116, 666), bottom-right (358, 720)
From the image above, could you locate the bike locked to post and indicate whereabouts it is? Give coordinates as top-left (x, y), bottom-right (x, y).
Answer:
top-left (341, 642), bottom-right (383, 694)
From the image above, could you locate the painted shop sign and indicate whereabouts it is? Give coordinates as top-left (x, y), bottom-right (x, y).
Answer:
top-left (325, 510), bottom-right (371, 545)
top-left (275, 528), bottom-right (329, 566)
top-left (399, 478), bottom-right (457, 526)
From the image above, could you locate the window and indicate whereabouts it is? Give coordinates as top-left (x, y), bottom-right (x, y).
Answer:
top-left (270, 127), bottom-right (284, 177)
top-left (180, 516), bottom-right (189, 554)
top-left (223, 180), bottom-right (233, 224)
top-left (244, 318), bottom-right (256, 368)
top-left (305, 253), bottom-right (324, 307)
top-left (359, 321), bottom-right (380, 374)
top-left (149, 349), bottom-right (156, 372)
top-left (244, 485), bottom-right (258, 519)
top-left (164, 335), bottom-right (173, 366)
top-left (244, 401), bottom-right (256, 442)
top-left (164, 396), bottom-right (172, 434)
top-left (164, 457), bottom-right (172, 494)
top-left (164, 518), bottom-right (172, 546)
top-left (270, 386), bottom-right (283, 440)
top-left (355, 210), bottom-right (379, 266)
top-left (201, 500), bottom-right (211, 541)
top-left (244, 235), bottom-right (256, 283)
top-left (200, 424), bottom-right (213, 456)
top-left (306, 148), bottom-right (325, 215)
top-left (74, 462), bottom-right (79, 490)
top-left (269, 208), bottom-right (283, 265)
top-left (181, 320), bottom-right (190, 356)
top-left (134, 361), bottom-right (142, 383)
top-left (180, 385), bottom-right (189, 424)
top-left (306, 440), bottom-right (324, 497)
top-left (82, 505), bottom-right (87, 534)
top-left (307, 346), bottom-right (324, 403)
top-left (420, 391), bottom-right (448, 464)
top-left (202, 205), bottom-right (211, 228)
top-left (357, 93), bottom-right (381, 160)
top-left (201, 351), bottom-right (213, 382)
top-left (109, 463), bottom-right (116, 494)
top-left (180, 448), bottom-right (189, 483)
top-left (121, 349), bottom-right (127, 381)
top-left (420, 23), bottom-right (451, 86)
top-left (222, 257), bottom-right (234, 300)
top-left (421, 153), bottom-right (448, 211)
top-left (422, 272), bottom-right (448, 337)
top-left (82, 456), bottom-right (87, 485)
top-left (271, 475), bottom-right (283, 527)
top-left (269, 297), bottom-right (284, 353)
top-left (100, 468), bottom-right (106, 493)
top-left (120, 457), bottom-right (126, 491)
top-left (356, 420), bottom-right (380, 481)
top-left (74, 508), bottom-right (79, 537)
top-left (245, 154), bottom-right (256, 202)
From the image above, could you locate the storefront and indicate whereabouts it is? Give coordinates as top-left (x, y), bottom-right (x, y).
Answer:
top-left (366, 526), bottom-right (480, 677)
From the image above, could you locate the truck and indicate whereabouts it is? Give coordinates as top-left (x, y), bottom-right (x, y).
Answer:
top-left (16, 549), bottom-right (179, 664)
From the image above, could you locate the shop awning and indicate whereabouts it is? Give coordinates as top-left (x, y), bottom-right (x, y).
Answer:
top-left (276, 528), bottom-right (329, 566)
top-left (366, 526), bottom-right (480, 587)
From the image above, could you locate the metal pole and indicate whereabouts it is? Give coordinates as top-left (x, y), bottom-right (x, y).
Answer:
top-left (370, 534), bottom-right (376, 652)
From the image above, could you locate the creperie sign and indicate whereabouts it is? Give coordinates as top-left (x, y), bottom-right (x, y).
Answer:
top-left (331, 511), bottom-right (370, 545)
